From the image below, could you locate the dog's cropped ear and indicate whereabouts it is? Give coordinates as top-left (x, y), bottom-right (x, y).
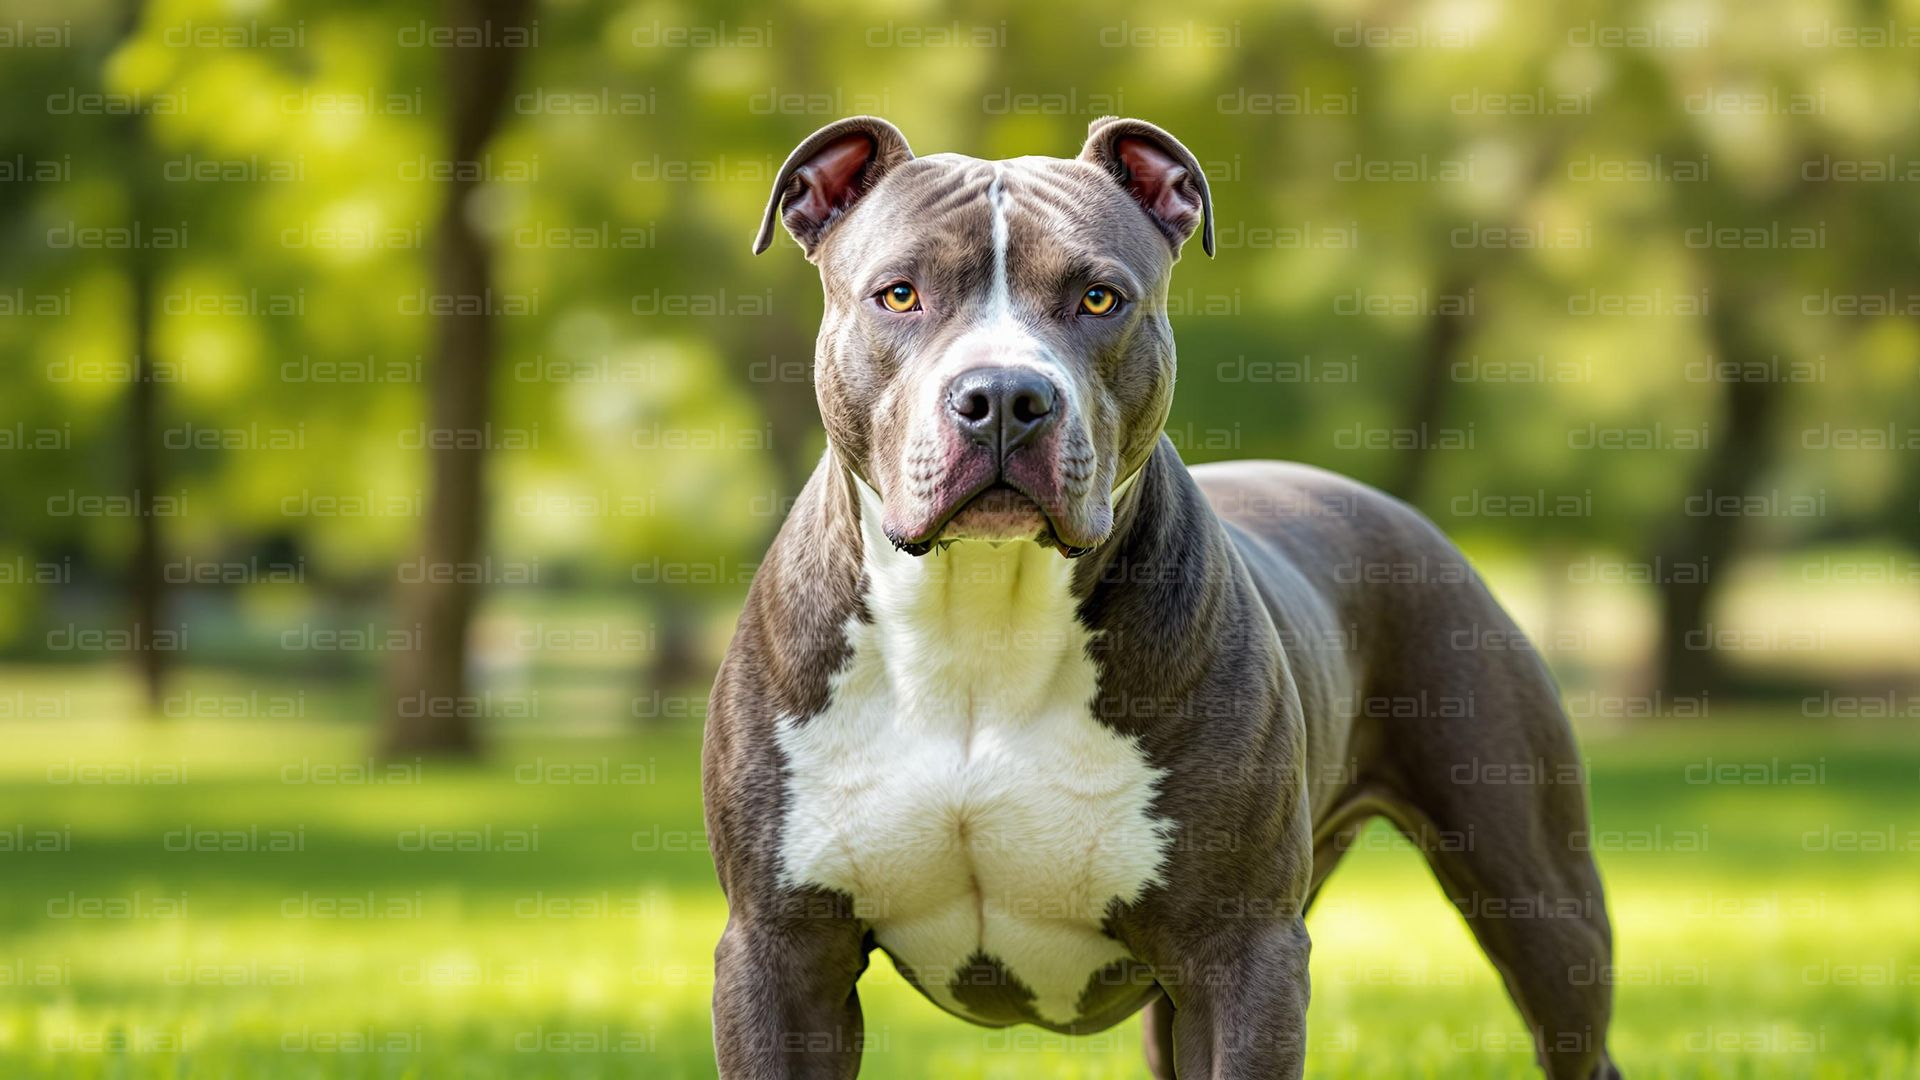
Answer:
top-left (1079, 116), bottom-right (1214, 258)
top-left (753, 116), bottom-right (914, 258)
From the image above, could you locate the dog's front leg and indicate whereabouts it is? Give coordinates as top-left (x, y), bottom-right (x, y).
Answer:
top-left (712, 902), bottom-right (869, 1079)
top-left (1149, 917), bottom-right (1312, 1079)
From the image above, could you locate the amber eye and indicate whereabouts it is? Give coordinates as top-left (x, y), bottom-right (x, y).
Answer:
top-left (1080, 285), bottom-right (1120, 316)
top-left (880, 282), bottom-right (920, 313)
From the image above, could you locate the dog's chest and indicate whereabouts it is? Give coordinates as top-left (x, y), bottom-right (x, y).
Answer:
top-left (775, 540), bottom-right (1171, 1028)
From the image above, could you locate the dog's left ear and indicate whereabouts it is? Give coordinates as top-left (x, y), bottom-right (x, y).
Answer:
top-left (753, 116), bottom-right (914, 258)
top-left (1079, 116), bottom-right (1214, 258)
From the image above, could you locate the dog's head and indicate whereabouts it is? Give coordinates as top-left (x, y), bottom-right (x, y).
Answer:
top-left (755, 116), bottom-right (1212, 557)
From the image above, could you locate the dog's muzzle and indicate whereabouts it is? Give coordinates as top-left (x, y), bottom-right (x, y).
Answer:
top-left (881, 365), bottom-right (1092, 556)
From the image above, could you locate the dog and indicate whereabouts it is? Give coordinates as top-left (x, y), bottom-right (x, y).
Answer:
top-left (704, 115), bottom-right (1620, 1079)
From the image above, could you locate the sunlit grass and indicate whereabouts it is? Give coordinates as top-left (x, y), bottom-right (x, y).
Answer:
top-left (0, 668), bottom-right (1915, 1077)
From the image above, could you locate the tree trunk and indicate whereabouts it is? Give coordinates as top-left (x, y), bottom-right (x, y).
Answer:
top-left (1387, 139), bottom-right (1570, 509)
top-left (638, 588), bottom-right (706, 724)
top-left (128, 241), bottom-right (164, 711)
top-left (380, 0), bottom-right (532, 757)
top-left (119, 0), bottom-right (165, 713)
top-left (1385, 273), bottom-right (1469, 507)
top-left (1646, 297), bottom-right (1782, 700)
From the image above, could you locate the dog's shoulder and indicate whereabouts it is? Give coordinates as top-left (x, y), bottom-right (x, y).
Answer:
top-left (703, 452), bottom-right (867, 894)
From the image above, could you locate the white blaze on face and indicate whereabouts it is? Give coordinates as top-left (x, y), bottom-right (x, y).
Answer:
top-left (772, 479), bottom-right (1174, 1027)
top-left (989, 166), bottom-right (1012, 318)
top-left (906, 164), bottom-right (1092, 464)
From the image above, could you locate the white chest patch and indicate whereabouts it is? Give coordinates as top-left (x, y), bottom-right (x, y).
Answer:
top-left (775, 485), bottom-right (1172, 1027)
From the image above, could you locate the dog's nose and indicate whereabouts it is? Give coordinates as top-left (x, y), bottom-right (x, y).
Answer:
top-left (946, 367), bottom-right (1059, 456)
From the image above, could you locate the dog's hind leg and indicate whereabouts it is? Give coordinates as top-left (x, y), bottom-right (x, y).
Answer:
top-left (1383, 793), bottom-right (1619, 1079)
top-left (1372, 652), bottom-right (1622, 1079)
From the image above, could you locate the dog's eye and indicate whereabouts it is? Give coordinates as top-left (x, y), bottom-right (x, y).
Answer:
top-left (878, 282), bottom-right (920, 313)
top-left (1080, 285), bottom-right (1121, 317)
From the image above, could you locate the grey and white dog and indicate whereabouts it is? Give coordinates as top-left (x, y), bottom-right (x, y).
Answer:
top-left (704, 115), bottom-right (1621, 1079)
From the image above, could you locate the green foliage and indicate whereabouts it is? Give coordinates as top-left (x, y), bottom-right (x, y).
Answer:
top-left (4, 0), bottom-right (1914, 630)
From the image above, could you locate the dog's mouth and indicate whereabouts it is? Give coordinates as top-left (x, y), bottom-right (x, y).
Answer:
top-left (884, 470), bottom-right (1102, 560)
top-left (938, 481), bottom-right (1053, 544)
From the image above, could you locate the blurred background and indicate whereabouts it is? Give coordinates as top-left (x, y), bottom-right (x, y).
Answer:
top-left (2, 0), bottom-right (1917, 1075)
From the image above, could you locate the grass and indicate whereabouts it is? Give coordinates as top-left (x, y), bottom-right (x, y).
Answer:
top-left (0, 668), bottom-right (1915, 1077)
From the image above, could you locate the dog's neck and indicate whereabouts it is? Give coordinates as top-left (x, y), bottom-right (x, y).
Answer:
top-left (784, 435), bottom-right (1236, 737)
top-left (819, 445), bottom-right (1159, 710)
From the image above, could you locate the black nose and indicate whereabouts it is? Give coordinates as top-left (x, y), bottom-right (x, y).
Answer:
top-left (946, 367), bottom-right (1059, 456)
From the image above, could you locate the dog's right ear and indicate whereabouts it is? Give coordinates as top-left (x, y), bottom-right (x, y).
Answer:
top-left (753, 116), bottom-right (914, 258)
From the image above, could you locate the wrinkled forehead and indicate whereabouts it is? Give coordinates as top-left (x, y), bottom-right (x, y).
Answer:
top-left (820, 154), bottom-right (1172, 301)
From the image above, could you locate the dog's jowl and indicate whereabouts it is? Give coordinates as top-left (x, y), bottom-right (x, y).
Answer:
top-left (705, 115), bottom-right (1621, 1079)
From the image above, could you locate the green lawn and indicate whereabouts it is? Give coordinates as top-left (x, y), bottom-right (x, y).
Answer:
top-left (0, 668), bottom-right (1915, 1077)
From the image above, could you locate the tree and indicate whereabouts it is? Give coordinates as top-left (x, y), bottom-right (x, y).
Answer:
top-left (1388, 133), bottom-right (1577, 509)
top-left (381, 0), bottom-right (534, 757)
top-left (115, 0), bottom-right (168, 713)
top-left (1645, 288), bottom-right (1783, 698)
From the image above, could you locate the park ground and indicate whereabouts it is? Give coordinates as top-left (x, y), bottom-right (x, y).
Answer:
top-left (0, 665), bottom-right (1915, 1078)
